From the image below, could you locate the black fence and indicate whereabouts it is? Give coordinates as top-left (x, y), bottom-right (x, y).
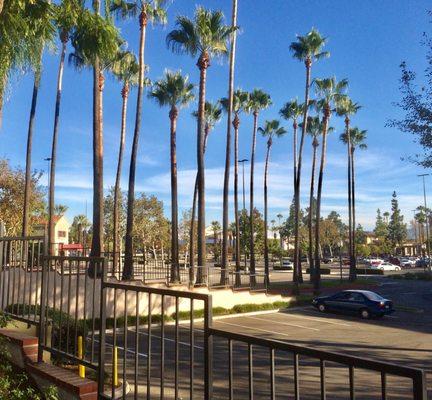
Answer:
top-left (0, 236), bottom-right (45, 326)
top-left (0, 236), bottom-right (428, 399)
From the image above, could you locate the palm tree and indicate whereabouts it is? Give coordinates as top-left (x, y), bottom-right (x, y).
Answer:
top-left (222, 0), bottom-right (239, 282)
top-left (167, 6), bottom-right (235, 271)
top-left (47, 0), bottom-right (82, 256)
top-left (341, 126), bottom-right (367, 277)
top-left (190, 101), bottom-right (222, 281)
top-left (210, 220), bottom-right (221, 261)
top-left (21, 1), bottom-right (55, 236)
top-left (221, 90), bottom-right (249, 279)
top-left (247, 89), bottom-right (272, 278)
top-left (70, 8), bottom-right (121, 273)
top-left (313, 77), bottom-right (348, 292)
top-left (258, 120), bottom-right (287, 286)
top-left (149, 70), bottom-right (195, 282)
top-left (289, 28), bottom-right (329, 291)
top-left (336, 97), bottom-right (361, 281)
top-left (111, 0), bottom-right (168, 280)
top-left (111, 50), bottom-right (139, 271)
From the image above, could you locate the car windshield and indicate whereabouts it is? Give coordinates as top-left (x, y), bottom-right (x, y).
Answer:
top-left (362, 291), bottom-right (385, 301)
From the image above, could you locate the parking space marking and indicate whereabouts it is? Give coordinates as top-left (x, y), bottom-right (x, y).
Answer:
top-left (217, 319), bottom-right (320, 334)
top-left (94, 338), bottom-right (149, 358)
top-left (277, 312), bottom-right (351, 326)
top-left (128, 328), bottom-right (205, 350)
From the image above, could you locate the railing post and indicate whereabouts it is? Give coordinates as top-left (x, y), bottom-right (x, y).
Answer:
top-left (98, 258), bottom-right (107, 397)
top-left (204, 294), bottom-right (213, 399)
top-left (37, 236), bottom-right (48, 362)
top-left (412, 370), bottom-right (427, 400)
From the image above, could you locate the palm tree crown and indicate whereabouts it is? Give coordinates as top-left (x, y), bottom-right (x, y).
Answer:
top-left (314, 77), bottom-right (348, 112)
top-left (54, 0), bottom-right (83, 38)
top-left (336, 96), bottom-right (361, 119)
top-left (111, 50), bottom-right (140, 87)
top-left (110, 0), bottom-right (168, 24)
top-left (149, 70), bottom-right (195, 109)
top-left (258, 120), bottom-right (287, 140)
top-left (166, 7), bottom-right (235, 60)
top-left (192, 101), bottom-right (223, 131)
top-left (221, 89), bottom-right (249, 114)
top-left (289, 28), bottom-right (330, 64)
top-left (279, 99), bottom-right (303, 123)
top-left (247, 89), bottom-right (272, 115)
top-left (340, 127), bottom-right (367, 150)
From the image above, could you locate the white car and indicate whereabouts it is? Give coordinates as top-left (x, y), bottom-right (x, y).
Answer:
top-left (377, 262), bottom-right (401, 271)
top-left (367, 258), bottom-right (384, 267)
top-left (274, 258), bottom-right (294, 270)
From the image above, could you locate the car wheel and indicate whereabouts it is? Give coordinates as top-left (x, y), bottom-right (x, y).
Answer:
top-left (359, 308), bottom-right (370, 319)
top-left (318, 303), bottom-right (326, 313)
top-left (395, 267), bottom-right (401, 271)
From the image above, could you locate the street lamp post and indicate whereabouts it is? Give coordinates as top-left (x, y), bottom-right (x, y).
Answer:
top-left (418, 174), bottom-right (431, 271)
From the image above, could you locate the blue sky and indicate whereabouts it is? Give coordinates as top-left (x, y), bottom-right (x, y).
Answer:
top-left (1, 0), bottom-right (431, 230)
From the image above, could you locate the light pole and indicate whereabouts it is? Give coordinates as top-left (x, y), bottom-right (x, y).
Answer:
top-left (412, 209), bottom-right (418, 256)
top-left (418, 174), bottom-right (431, 270)
top-left (238, 159), bottom-right (248, 270)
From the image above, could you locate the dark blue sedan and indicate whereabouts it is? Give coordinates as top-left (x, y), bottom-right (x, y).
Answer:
top-left (312, 290), bottom-right (394, 319)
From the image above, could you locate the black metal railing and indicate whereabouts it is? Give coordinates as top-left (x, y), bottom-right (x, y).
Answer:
top-left (38, 256), bottom-right (104, 370)
top-left (97, 267), bottom-right (213, 398)
top-left (0, 236), bottom-right (45, 325)
top-left (207, 328), bottom-right (427, 400)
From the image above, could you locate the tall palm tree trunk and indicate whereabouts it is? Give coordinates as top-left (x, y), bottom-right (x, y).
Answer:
top-left (308, 137), bottom-right (318, 282)
top-left (345, 118), bottom-right (354, 281)
top-left (113, 83), bottom-right (129, 273)
top-left (123, 12), bottom-right (147, 280)
top-left (170, 106), bottom-right (180, 282)
top-left (233, 115), bottom-right (241, 275)
top-left (249, 111), bottom-right (258, 278)
top-left (190, 126), bottom-right (210, 284)
top-left (22, 65), bottom-right (42, 237)
top-left (351, 147), bottom-right (357, 280)
top-left (294, 59), bottom-right (312, 288)
top-left (314, 110), bottom-right (330, 293)
top-left (196, 52), bottom-right (209, 280)
top-left (263, 138), bottom-right (272, 286)
top-left (48, 35), bottom-right (67, 256)
top-left (222, 0), bottom-right (238, 282)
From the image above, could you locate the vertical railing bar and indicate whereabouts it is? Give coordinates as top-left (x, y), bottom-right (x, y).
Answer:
top-left (320, 359), bottom-right (326, 400)
top-left (90, 262), bottom-right (97, 363)
top-left (175, 296), bottom-right (179, 400)
top-left (11, 240), bottom-right (16, 315)
top-left (35, 240), bottom-right (41, 322)
top-left (294, 353), bottom-right (300, 400)
top-left (37, 236), bottom-right (48, 362)
top-left (270, 348), bottom-right (275, 400)
top-left (97, 259), bottom-right (107, 397)
top-left (349, 365), bottom-right (355, 400)
top-left (160, 294), bottom-right (165, 400)
top-left (381, 371), bottom-right (387, 400)
top-left (134, 291), bottom-right (139, 400)
top-left (22, 240), bottom-right (28, 317)
top-left (122, 290), bottom-right (128, 399)
top-left (147, 293), bottom-right (152, 400)
top-left (59, 259), bottom-right (65, 352)
top-left (66, 258), bottom-right (72, 355)
top-left (111, 287), bottom-right (117, 400)
top-left (190, 299), bottom-right (194, 400)
top-left (74, 260), bottom-right (80, 359)
top-left (204, 295), bottom-right (213, 399)
top-left (412, 370), bottom-right (427, 400)
top-left (28, 241), bottom-right (35, 321)
top-left (248, 343), bottom-right (253, 400)
top-left (228, 339), bottom-right (233, 400)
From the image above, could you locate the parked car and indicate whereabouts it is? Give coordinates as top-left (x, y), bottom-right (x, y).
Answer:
top-left (366, 258), bottom-right (384, 267)
top-left (312, 290), bottom-right (394, 319)
top-left (377, 262), bottom-right (401, 271)
top-left (274, 258), bottom-right (293, 270)
top-left (416, 258), bottom-right (430, 268)
top-left (322, 257), bottom-right (334, 264)
top-left (399, 257), bottom-right (416, 268)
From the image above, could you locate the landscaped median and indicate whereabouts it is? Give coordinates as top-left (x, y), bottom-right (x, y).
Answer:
top-left (387, 271), bottom-right (432, 281)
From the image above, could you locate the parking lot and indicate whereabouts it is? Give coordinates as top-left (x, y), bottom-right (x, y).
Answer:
top-left (101, 276), bottom-right (431, 399)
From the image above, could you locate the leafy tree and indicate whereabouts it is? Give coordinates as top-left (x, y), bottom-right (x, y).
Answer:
top-left (103, 187), bottom-right (126, 251)
top-left (239, 208), bottom-right (265, 259)
top-left (210, 221), bottom-right (221, 261)
top-left (374, 209), bottom-right (388, 238)
top-left (387, 191), bottom-right (407, 249)
top-left (167, 6), bottom-right (235, 270)
top-left (0, 159), bottom-right (45, 236)
top-left (355, 224), bottom-right (367, 245)
top-left (69, 214), bottom-right (91, 247)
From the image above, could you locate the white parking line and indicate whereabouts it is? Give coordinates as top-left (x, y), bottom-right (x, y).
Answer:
top-left (128, 328), bottom-right (204, 350)
top-left (217, 319), bottom-right (319, 335)
top-left (94, 338), bottom-right (148, 358)
top-left (277, 312), bottom-right (351, 327)
top-left (242, 315), bottom-right (321, 331)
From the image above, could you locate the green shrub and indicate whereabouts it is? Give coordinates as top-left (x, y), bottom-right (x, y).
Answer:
top-left (356, 268), bottom-right (384, 275)
top-left (305, 268), bottom-right (331, 275)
